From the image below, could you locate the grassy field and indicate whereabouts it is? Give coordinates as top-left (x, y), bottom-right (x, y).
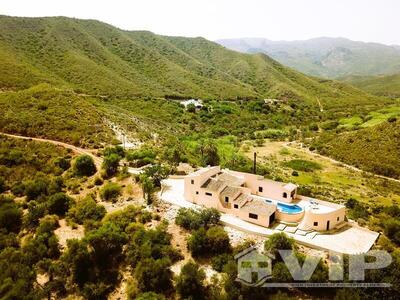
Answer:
top-left (243, 140), bottom-right (400, 206)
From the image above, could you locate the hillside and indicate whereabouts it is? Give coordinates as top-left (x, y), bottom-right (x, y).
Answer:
top-left (342, 73), bottom-right (400, 98)
top-left (0, 15), bottom-right (383, 111)
top-left (216, 37), bottom-right (400, 78)
top-left (0, 84), bottom-right (113, 147)
top-left (312, 119), bottom-right (400, 179)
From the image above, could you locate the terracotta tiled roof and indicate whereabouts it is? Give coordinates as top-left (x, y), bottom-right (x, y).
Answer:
top-left (241, 198), bottom-right (276, 216)
top-left (218, 172), bottom-right (245, 186)
top-left (233, 193), bottom-right (252, 207)
top-left (220, 186), bottom-right (242, 197)
top-left (200, 178), bottom-right (226, 191)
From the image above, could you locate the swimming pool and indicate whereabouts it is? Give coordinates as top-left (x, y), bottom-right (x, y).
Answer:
top-left (277, 202), bottom-right (303, 214)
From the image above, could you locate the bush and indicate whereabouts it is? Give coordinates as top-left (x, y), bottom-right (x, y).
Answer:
top-left (176, 261), bottom-right (206, 300)
top-left (47, 193), bottom-right (74, 216)
top-left (103, 146), bottom-right (125, 158)
top-left (134, 258), bottom-right (173, 293)
top-left (135, 292), bottom-right (166, 300)
top-left (54, 157), bottom-right (71, 171)
top-left (11, 182), bottom-right (25, 196)
top-left (211, 253), bottom-right (233, 272)
top-left (94, 177), bottom-right (104, 186)
top-left (264, 232), bottom-right (296, 257)
top-left (0, 177), bottom-right (6, 193)
top-left (383, 219), bottom-right (400, 245)
top-left (284, 159), bottom-right (322, 172)
top-left (67, 195), bottom-right (106, 224)
top-left (100, 182), bottom-right (121, 202)
top-left (24, 178), bottom-right (48, 200)
top-left (188, 226), bottom-right (230, 257)
top-left (175, 208), bottom-right (220, 230)
top-left (102, 154), bottom-right (120, 178)
top-left (0, 196), bottom-right (22, 233)
top-left (74, 155), bottom-right (96, 176)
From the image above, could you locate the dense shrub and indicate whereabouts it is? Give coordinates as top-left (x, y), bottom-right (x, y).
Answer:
top-left (24, 178), bottom-right (49, 200)
top-left (264, 232), bottom-right (296, 257)
top-left (102, 154), bottom-right (121, 178)
top-left (0, 196), bottom-right (22, 233)
top-left (54, 157), bottom-right (71, 171)
top-left (47, 193), bottom-right (74, 216)
top-left (176, 261), bottom-right (206, 300)
top-left (284, 159), bottom-right (322, 172)
top-left (100, 182), bottom-right (121, 202)
top-left (134, 258), bottom-right (173, 293)
top-left (0, 177), bottom-right (6, 193)
top-left (188, 226), bottom-right (231, 257)
top-left (74, 155), bottom-right (96, 177)
top-left (175, 207), bottom-right (220, 230)
top-left (67, 195), bottom-right (106, 224)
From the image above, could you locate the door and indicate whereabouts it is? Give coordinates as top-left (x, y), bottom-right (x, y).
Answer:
top-left (269, 212), bottom-right (275, 226)
top-left (326, 220), bottom-right (330, 231)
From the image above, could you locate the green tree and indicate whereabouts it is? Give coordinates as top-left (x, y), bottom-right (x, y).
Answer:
top-left (264, 232), bottom-right (296, 258)
top-left (102, 153), bottom-right (121, 178)
top-left (47, 192), bottom-right (74, 216)
top-left (139, 174), bottom-right (155, 205)
top-left (67, 195), bottom-right (106, 224)
top-left (0, 196), bottom-right (22, 233)
top-left (74, 155), bottom-right (96, 176)
top-left (176, 260), bottom-right (206, 300)
top-left (100, 182), bottom-right (121, 202)
top-left (134, 257), bottom-right (173, 293)
top-left (24, 178), bottom-right (48, 200)
top-left (198, 139), bottom-right (220, 166)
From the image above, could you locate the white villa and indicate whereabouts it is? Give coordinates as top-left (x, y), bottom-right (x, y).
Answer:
top-left (184, 166), bottom-right (346, 232)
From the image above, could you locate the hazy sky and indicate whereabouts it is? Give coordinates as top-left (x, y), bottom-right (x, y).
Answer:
top-left (2, 0), bottom-right (399, 45)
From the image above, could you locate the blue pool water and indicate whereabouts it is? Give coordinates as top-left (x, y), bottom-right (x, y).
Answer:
top-left (277, 202), bottom-right (303, 214)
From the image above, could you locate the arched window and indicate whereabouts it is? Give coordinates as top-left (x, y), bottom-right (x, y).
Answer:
top-left (283, 192), bottom-right (287, 198)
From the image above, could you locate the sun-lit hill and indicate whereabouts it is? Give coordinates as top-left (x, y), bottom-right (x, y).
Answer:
top-left (0, 15), bottom-right (384, 111)
top-left (312, 119), bottom-right (400, 179)
top-left (342, 73), bottom-right (400, 98)
top-left (0, 84), bottom-right (113, 147)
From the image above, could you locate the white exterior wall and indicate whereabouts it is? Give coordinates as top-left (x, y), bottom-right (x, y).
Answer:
top-left (184, 166), bottom-right (221, 204)
top-left (298, 206), bottom-right (346, 231)
top-left (229, 171), bottom-right (296, 203)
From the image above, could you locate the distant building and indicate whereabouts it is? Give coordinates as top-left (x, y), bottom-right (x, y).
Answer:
top-left (180, 99), bottom-right (203, 110)
top-left (184, 166), bottom-right (346, 231)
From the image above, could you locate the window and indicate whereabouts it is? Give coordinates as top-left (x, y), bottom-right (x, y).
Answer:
top-left (234, 204), bottom-right (239, 209)
top-left (196, 191), bottom-right (199, 195)
top-left (313, 221), bottom-right (318, 226)
top-left (205, 192), bottom-right (212, 196)
top-left (258, 186), bottom-right (263, 193)
top-left (283, 192), bottom-right (287, 198)
top-left (191, 180), bottom-right (194, 184)
top-left (225, 196), bottom-right (229, 203)
top-left (337, 216), bottom-right (340, 221)
top-left (249, 213), bottom-right (258, 220)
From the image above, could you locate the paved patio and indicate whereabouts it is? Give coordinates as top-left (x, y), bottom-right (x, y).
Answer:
top-left (160, 178), bottom-right (379, 254)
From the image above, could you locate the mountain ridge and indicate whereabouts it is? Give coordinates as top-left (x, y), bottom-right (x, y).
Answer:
top-left (0, 15), bottom-right (384, 111)
top-left (216, 37), bottom-right (400, 78)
